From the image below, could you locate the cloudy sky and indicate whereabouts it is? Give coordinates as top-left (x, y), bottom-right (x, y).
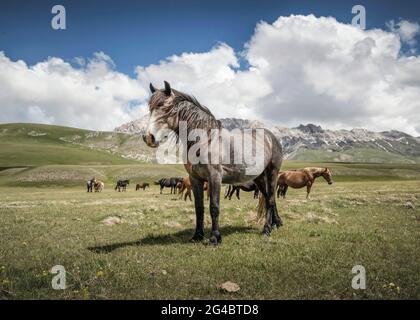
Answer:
top-left (1, 0), bottom-right (420, 135)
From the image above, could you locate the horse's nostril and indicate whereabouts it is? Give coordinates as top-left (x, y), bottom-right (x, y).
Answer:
top-left (143, 133), bottom-right (157, 147)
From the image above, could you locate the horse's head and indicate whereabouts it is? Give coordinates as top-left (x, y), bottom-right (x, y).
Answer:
top-left (143, 81), bottom-right (178, 148)
top-left (322, 168), bottom-right (333, 185)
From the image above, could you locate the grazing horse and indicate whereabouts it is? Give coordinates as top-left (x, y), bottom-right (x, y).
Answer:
top-left (94, 180), bottom-right (105, 192)
top-left (178, 176), bottom-right (209, 201)
top-left (143, 81), bottom-right (283, 244)
top-left (277, 167), bottom-right (333, 199)
top-left (115, 179), bottom-right (130, 192)
top-left (86, 178), bottom-right (96, 193)
top-left (136, 182), bottom-right (150, 191)
top-left (156, 177), bottom-right (182, 194)
top-left (225, 181), bottom-right (259, 200)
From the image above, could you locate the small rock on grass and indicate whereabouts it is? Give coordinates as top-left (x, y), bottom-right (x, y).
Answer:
top-left (404, 202), bottom-right (415, 210)
top-left (220, 281), bottom-right (240, 293)
top-left (102, 216), bottom-right (122, 226)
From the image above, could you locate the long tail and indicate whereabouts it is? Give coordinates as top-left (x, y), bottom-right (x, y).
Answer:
top-left (256, 194), bottom-right (266, 223)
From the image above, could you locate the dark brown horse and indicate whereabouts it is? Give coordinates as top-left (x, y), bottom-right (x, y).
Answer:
top-left (136, 183), bottom-right (150, 191)
top-left (155, 177), bottom-right (182, 194)
top-left (225, 181), bottom-right (259, 200)
top-left (277, 167), bottom-right (333, 199)
top-left (143, 81), bottom-right (283, 244)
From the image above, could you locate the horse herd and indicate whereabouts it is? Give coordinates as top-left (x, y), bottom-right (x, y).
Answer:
top-left (86, 167), bottom-right (333, 200)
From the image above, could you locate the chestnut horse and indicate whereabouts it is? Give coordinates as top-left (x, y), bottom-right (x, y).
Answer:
top-left (136, 183), bottom-right (150, 191)
top-left (277, 167), bottom-right (333, 199)
top-left (94, 180), bottom-right (105, 192)
top-left (143, 81), bottom-right (283, 244)
top-left (178, 176), bottom-right (209, 201)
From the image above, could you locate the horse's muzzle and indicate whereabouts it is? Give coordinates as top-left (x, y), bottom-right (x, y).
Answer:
top-left (143, 134), bottom-right (159, 148)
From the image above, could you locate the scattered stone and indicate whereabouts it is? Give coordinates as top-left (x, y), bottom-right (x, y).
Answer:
top-left (162, 270), bottom-right (168, 275)
top-left (220, 281), bottom-right (240, 293)
top-left (404, 202), bottom-right (415, 210)
top-left (102, 216), bottom-right (122, 226)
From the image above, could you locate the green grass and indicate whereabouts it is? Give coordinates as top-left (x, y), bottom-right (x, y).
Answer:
top-left (1, 124), bottom-right (419, 299)
top-left (0, 172), bottom-right (419, 299)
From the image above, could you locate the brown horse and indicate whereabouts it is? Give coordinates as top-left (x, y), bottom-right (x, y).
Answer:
top-left (277, 167), bottom-right (333, 199)
top-left (136, 183), bottom-right (150, 191)
top-left (178, 176), bottom-right (209, 201)
top-left (144, 81), bottom-right (283, 244)
top-left (94, 180), bottom-right (104, 192)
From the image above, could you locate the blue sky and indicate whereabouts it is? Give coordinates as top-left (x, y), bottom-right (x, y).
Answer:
top-left (1, 0), bottom-right (419, 74)
top-left (0, 0), bottom-right (420, 134)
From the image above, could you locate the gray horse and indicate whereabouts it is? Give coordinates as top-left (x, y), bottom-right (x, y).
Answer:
top-left (143, 81), bottom-right (283, 244)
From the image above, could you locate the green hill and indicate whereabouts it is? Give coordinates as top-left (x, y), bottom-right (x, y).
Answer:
top-left (0, 123), bottom-right (152, 166)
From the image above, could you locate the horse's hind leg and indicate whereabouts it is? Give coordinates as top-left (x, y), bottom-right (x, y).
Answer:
top-left (254, 175), bottom-right (272, 235)
top-left (268, 167), bottom-right (282, 228)
top-left (255, 167), bottom-right (282, 234)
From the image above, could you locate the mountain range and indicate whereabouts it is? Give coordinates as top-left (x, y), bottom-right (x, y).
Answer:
top-left (115, 116), bottom-right (420, 163)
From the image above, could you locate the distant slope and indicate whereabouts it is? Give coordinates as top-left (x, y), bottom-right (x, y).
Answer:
top-left (0, 123), bottom-right (153, 166)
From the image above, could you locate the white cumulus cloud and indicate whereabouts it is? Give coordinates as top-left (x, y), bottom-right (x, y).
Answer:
top-left (0, 51), bottom-right (147, 130)
top-left (1, 15), bottom-right (420, 136)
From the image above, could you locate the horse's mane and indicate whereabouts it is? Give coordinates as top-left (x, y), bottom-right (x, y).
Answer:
top-left (172, 89), bottom-right (221, 130)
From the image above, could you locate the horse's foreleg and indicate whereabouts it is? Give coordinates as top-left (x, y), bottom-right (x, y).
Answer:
top-left (190, 177), bottom-right (205, 242)
top-left (208, 174), bottom-right (222, 244)
top-left (306, 183), bottom-right (312, 199)
top-left (224, 185), bottom-right (231, 199)
top-left (282, 185), bottom-right (288, 198)
top-left (236, 188), bottom-right (240, 200)
top-left (227, 186), bottom-right (234, 200)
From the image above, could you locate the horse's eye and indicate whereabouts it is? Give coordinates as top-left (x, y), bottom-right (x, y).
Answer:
top-left (157, 102), bottom-right (164, 107)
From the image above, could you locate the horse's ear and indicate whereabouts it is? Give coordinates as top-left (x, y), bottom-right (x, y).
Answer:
top-left (164, 81), bottom-right (172, 96)
top-left (324, 168), bottom-right (328, 172)
top-left (149, 83), bottom-right (156, 93)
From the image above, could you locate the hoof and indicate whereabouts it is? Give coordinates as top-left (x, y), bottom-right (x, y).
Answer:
top-left (262, 227), bottom-right (271, 237)
top-left (190, 233), bottom-right (204, 243)
top-left (272, 219), bottom-right (283, 229)
top-left (262, 231), bottom-right (271, 238)
top-left (208, 234), bottom-right (222, 245)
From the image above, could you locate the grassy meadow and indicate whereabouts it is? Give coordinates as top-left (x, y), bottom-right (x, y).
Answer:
top-left (0, 161), bottom-right (419, 299)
